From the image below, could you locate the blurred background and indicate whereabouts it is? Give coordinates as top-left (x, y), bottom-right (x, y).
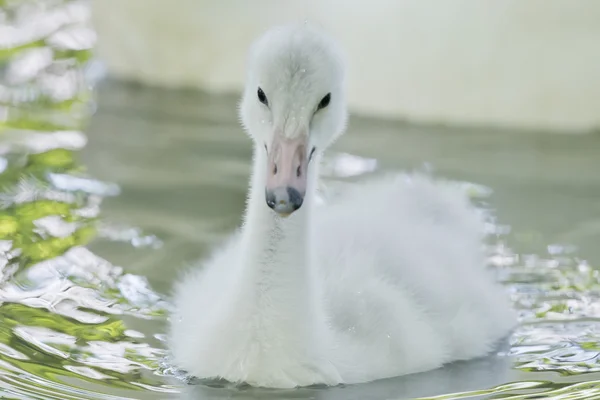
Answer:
top-left (92, 0), bottom-right (600, 132)
top-left (1, 0), bottom-right (600, 399)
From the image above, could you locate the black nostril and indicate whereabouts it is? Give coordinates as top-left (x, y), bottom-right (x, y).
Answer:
top-left (287, 187), bottom-right (304, 210)
top-left (266, 191), bottom-right (276, 209)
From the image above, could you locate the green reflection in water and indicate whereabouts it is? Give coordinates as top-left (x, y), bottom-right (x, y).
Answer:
top-left (0, 1), bottom-right (172, 399)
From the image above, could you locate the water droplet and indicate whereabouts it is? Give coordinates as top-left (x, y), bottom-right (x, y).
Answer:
top-left (300, 69), bottom-right (306, 73)
top-left (261, 119), bottom-right (266, 124)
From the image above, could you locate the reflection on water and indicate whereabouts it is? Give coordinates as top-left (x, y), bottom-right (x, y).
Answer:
top-left (3, 1), bottom-right (600, 399)
top-left (0, 1), bottom-right (172, 398)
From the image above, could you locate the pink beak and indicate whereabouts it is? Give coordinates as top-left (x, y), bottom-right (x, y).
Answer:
top-left (265, 133), bottom-right (308, 216)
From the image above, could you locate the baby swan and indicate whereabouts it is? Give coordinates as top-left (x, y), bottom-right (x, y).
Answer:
top-left (168, 24), bottom-right (515, 389)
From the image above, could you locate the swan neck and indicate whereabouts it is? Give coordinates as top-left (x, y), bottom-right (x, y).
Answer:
top-left (242, 145), bottom-right (317, 259)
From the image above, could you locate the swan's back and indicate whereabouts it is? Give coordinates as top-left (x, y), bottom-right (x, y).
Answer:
top-left (313, 173), bottom-right (515, 381)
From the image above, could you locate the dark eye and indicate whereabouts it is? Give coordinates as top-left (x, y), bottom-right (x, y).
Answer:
top-left (257, 87), bottom-right (268, 106)
top-left (317, 93), bottom-right (331, 110)
top-left (309, 147), bottom-right (316, 162)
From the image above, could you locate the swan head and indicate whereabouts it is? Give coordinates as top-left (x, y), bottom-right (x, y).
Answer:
top-left (239, 24), bottom-right (347, 216)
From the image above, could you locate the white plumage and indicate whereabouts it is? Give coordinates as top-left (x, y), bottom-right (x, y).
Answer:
top-left (168, 23), bottom-right (515, 389)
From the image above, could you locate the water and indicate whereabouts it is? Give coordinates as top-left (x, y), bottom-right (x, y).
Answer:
top-left (3, 1), bottom-right (600, 399)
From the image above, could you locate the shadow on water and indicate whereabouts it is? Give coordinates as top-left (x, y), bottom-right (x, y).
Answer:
top-left (2, 1), bottom-right (600, 399)
top-left (179, 354), bottom-right (514, 400)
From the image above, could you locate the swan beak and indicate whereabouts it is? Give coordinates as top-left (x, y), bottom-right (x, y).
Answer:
top-left (265, 134), bottom-right (308, 216)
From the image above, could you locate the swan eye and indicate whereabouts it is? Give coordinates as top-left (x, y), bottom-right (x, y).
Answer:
top-left (317, 93), bottom-right (331, 110)
top-left (257, 87), bottom-right (268, 106)
top-left (309, 147), bottom-right (316, 162)
top-left (296, 165), bottom-right (302, 177)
